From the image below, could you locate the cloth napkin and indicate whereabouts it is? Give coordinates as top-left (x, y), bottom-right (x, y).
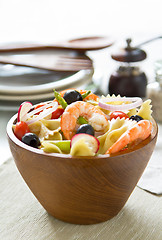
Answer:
top-left (137, 123), bottom-right (162, 195)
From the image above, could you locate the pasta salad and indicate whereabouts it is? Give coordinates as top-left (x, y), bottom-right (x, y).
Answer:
top-left (13, 89), bottom-right (153, 156)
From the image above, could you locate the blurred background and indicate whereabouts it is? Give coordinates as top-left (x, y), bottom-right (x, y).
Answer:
top-left (0, 0), bottom-right (162, 163)
top-left (0, 0), bottom-right (161, 42)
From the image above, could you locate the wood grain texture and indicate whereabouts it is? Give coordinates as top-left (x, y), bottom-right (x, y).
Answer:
top-left (7, 115), bottom-right (158, 224)
top-left (0, 36), bottom-right (114, 53)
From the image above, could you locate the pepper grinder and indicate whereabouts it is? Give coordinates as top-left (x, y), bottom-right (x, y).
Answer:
top-left (108, 38), bottom-right (147, 97)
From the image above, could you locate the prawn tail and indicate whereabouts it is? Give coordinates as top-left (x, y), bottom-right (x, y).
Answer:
top-left (106, 120), bottom-right (152, 154)
top-left (106, 132), bottom-right (130, 154)
top-left (138, 120), bottom-right (152, 140)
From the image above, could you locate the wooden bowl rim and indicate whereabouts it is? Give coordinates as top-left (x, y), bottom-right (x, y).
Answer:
top-left (7, 113), bottom-right (158, 160)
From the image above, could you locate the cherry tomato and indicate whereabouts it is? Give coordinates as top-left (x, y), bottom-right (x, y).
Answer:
top-left (51, 108), bottom-right (64, 119)
top-left (34, 104), bottom-right (45, 115)
top-left (14, 121), bottom-right (30, 140)
top-left (110, 111), bottom-right (129, 120)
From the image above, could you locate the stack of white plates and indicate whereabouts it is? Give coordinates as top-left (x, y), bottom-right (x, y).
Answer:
top-left (0, 51), bottom-right (94, 111)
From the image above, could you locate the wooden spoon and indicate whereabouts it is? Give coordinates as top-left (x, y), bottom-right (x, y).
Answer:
top-left (0, 36), bottom-right (114, 53)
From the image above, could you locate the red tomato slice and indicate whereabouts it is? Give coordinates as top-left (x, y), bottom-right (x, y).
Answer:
top-left (34, 104), bottom-right (64, 119)
top-left (34, 104), bottom-right (45, 115)
top-left (110, 111), bottom-right (129, 120)
top-left (51, 108), bottom-right (64, 119)
top-left (14, 121), bottom-right (30, 140)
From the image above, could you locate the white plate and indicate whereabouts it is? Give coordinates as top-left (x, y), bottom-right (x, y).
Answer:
top-left (0, 69), bottom-right (93, 101)
top-left (0, 50), bottom-right (93, 95)
top-left (0, 81), bottom-right (93, 111)
top-left (0, 69), bottom-right (103, 111)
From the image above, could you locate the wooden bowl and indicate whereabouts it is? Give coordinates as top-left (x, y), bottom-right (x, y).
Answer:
top-left (7, 114), bottom-right (158, 224)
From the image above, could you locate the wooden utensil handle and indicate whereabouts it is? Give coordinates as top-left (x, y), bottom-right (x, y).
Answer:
top-left (0, 44), bottom-right (70, 53)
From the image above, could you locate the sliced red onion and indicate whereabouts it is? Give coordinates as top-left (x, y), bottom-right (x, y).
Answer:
top-left (99, 97), bottom-right (143, 111)
top-left (26, 102), bottom-right (58, 125)
top-left (26, 101), bottom-right (55, 119)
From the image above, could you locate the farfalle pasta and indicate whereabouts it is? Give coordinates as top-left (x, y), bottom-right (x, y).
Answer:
top-left (41, 141), bottom-right (63, 154)
top-left (41, 140), bottom-right (70, 154)
top-left (13, 89), bottom-right (153, 156)
top-left (137, 99), bottom-right (152, 120)
top-left (70, 138), bottom-right (95, 156)
top-left (29, 119), bottom-right (61, 141)
top-left (98, 118), bottom-right (136, 154)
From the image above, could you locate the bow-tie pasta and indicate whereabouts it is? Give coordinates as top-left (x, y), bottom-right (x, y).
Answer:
top-left (29, 119), bottom-right (61, 141)
top-left (97, 118), bottom-right (136, 154)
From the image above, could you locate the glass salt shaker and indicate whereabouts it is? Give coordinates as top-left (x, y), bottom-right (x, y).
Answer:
top-left (147, 60), bottom-right (162, 123)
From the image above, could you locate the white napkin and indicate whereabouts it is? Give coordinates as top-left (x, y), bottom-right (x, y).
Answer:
top-left (137, 123), bottom-right (162, 195)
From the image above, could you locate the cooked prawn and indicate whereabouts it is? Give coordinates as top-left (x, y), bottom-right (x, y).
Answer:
top-left (61, 101), bottom-right (108, 139)
top-left (54, 88), bottom-right (99, 102)
top-left (106, 120), bottom-right (152, 154)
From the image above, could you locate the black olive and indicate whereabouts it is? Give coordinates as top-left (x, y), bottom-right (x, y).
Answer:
top-left (76, 124), bottom-right (95, 136)
top-left (22, 133), bottom-right (40, 148)
top-left (63, 90), bottom-right (83, 104)
top-left (129, 115), bottom-right (143, 122)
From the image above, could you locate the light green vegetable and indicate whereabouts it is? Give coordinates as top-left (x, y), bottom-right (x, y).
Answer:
top-left (41, 140), bottom-right (71, 154)
top-left (41, 142), bottom-right (62, 153)
top-left (81, 90), bottom-right (91, 99)
top-left (54, 89), bottom-right (68, 109)
top-left (77, 116), bottom-right (88, 125)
